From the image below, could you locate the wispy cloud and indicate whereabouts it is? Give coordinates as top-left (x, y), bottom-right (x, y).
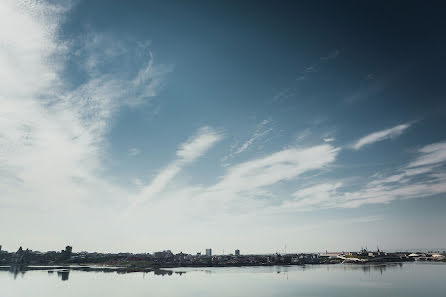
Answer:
top-left (215, 144), bottom-right (339, 197)
top-left (407, 141), bottom-right (446, 168)
top-left (232, 120), bottom-right (273, 154)
top-left (222, 119), bottom-right (274, 164)
top-left (352, 122), bottom-right (412, 150)
top-left (281, 140), bottom-right (446, 211)
top-left (0, 0), bottom-right (170, 215)
top-left (134, 127), bottom-right (223, 205)
top-left (283, 183), bottom-right (343, 210)
top-left (176, 127), bottom-right (223, 162)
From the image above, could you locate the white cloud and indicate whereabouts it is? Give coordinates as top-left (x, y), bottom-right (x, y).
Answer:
top-left (282, 183), bottom-right (342, 211)
top-left (0, 0), bottom-right (170, 219)
top-left (213, 144), bottom-right (339, 196)
top-left (352, 122), bottom-right (412, 150)
top-left (282, 140), bottom-right (446, 211)
top-left (222, 119), bottom-right (274, 163)
top-left (177, 127), bottom-right (223, 162)
top-left (134, 127), bottom-right (222, 205)
top-left (0, 0), bottom-right (68, 100)
top-left (407, 141), bottom-right (446, 168)
top-left (369, 166), bottom-right (434, 186)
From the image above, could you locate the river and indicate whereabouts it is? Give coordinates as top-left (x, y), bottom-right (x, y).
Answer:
top-left (1, 262), bottom-right (445, 296)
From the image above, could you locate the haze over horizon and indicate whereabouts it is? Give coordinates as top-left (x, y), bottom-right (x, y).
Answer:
top-left (1, 0), bottom-right (446, 254)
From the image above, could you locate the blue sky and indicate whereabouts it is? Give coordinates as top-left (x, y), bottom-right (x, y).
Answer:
top-left (1, 0), bottom-right (446, 254)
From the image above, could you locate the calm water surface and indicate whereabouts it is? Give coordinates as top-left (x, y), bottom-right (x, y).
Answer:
top-left (1, 263), bottom-right (446, 297)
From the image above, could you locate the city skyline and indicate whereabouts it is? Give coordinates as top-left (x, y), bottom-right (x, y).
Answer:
top-left (1, 0), bottom-right (446, 254)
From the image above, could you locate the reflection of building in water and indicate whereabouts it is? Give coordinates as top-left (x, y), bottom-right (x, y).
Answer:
top-left (322, 263), bottom-right (404, 275)
top-left (57, 270), bottom-right (70, 281)
top-left (340, 263), bottom-right (403, 275)
top-left (9, 265), bottom-right (26, 280)
top-left (154, 269), bottom-right (173, 276)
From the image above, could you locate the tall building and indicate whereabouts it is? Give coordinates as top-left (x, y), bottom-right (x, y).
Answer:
top-left (206, 248), bottom-right (212, 256)
top-left (235, 249), bottom-right (240, 256)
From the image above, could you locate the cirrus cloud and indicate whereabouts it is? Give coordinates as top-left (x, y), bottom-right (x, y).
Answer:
top-left (352, 122), bottom-right (412, 150)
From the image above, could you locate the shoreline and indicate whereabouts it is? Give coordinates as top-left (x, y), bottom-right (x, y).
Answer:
top-left (0, 261), bottom-right (428, 274)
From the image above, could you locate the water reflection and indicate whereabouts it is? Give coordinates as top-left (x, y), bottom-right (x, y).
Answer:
top-left (8, 265), bottom-right (27, 280)
top-left (154, 269), bottom-right (173, 276)
top-left (57, 270), bottom-right (70, 281)
top-left (1, 263), bottom-right (445, 297)
top-left (3, 263), bottom-right (407, 282)
top-left (323, 263), bottom-right (404, 275)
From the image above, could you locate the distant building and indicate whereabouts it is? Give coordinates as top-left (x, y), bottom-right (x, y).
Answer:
top-left (0, 245), bottom-right (2, 252)
top-left (154, 250), bottom-right (174, 258)
top-left (235, 249), bottom-right (240, 256)
top-left (176, 252), bottom-right (186, 261)
top-left (60, 246), bottom-right (73, 261)
top-left (206, 249), bottom-right (212, 256)
top-left (196, 252), bottom-right (201, 256)
top-left (12, 246), bottom-right (30, 265)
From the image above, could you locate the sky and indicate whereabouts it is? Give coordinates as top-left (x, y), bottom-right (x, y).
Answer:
top-left (1, 0), bottom-right (446, 254)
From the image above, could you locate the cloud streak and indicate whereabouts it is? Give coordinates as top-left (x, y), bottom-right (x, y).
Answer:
top-left (233, 120), bottom-right (273, 155)
top-left (281, 140), bottom-right (446, 211)
top-left (407, 141), bottom-right (446, 168)
top-left (214, 144), bottom-right (339, 197)
top-left (222, 119), bottom-right (274, 164)
top-left (352, 122), bottom-right (412, 150)
top-left (135, 127), bottom-right (223, 205)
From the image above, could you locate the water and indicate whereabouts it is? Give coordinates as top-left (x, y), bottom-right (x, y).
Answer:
top-left (1, 263), bottom-right (446, 296)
